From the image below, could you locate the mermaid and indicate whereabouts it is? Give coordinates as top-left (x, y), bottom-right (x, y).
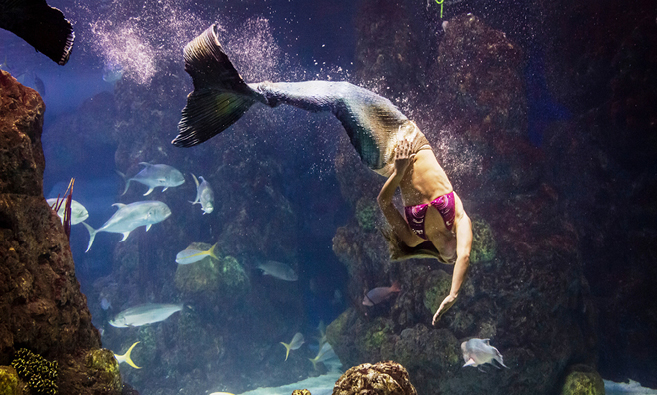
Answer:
top-left (172, 24), bottom-right (473, 324)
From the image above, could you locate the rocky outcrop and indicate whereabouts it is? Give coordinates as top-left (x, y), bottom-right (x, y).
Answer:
top-left (333, 361), bottom-right (417, 395)
top-left (0, 70), bottom-right (123, 395)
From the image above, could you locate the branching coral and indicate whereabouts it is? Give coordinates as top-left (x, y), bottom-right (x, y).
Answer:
top-left (11, 348), bottom-right (58, 395)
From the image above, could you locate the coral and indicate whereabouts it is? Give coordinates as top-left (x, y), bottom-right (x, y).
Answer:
top-left (11, 349), bottom-right (58, 395)
top-left (355, 197), bottom-right (378, 232)
top-left (0, 366), bottom-right (20, 395)
top-left (85, 349), bottom-right (122, 393)
top-left (292, 390), bottom-right (311, 395)
top-left (333, 361), bottom-right (417, 395)
top-left (469, 217), bottom-right (497, 263)
top-left (560, 365), bottom-right (605, 395)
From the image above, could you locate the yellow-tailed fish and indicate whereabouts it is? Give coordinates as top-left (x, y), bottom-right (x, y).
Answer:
top-left (309, 342), bottom-right (338, 370)
top-left (176, 242), bottom-right (219, 265)
top-left (280, 332), bottom-right (304, 361)
top-left (114, 341), bottom-right (141, 369)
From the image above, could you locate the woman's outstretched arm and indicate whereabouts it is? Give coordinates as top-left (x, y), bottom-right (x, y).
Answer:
top-left (377, 140), bottom-right (424, 247)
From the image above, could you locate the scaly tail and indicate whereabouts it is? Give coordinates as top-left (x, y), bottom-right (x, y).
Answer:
top-left (81, 221), bottom-right (97, 252)
top-left (116, 170), bottom-right (132, 196)
top-left (172, 24), bottom-right (266, 148)
top-left (280, 342), bottom-right (292, 361)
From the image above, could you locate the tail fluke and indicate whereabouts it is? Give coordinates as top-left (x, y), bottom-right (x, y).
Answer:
top-left (116, 170), bottom-right (131, 196)
top-left (82, 221), bottom-right (96, 252)
top-left (0, 0), bottom-right (75, 65)
top-left (172, 24), bottom-right (263, 148)
top-left (208, 243), bottom-right (219, 260)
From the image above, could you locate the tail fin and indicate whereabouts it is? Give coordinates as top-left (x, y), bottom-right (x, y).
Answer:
top-left (0, 0), bottom-right (75, 65)
top-left (172, 24), bottom-right (263, 147)
top-left (116, 170), bottom-right (131, 196)
top-left (82, 221), bottom-right (96, 252)
top-left (208, 243), bottom-right (219, 260)
top-left (309, 357), bottom-right (319, 370)
top-left (280, 342), bottom-right (292, 361)
top-left (189, 173), bottom-right (200, 204)
top-left (117, 341), bottom-right (142, 369)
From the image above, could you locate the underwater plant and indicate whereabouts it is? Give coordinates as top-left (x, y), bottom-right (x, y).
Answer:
top-left (11, 348), bottom-right (58, 395)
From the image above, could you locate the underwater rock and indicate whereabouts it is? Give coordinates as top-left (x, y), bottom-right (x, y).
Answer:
top-left (0, 365), bottom-right (21, 395)
top-left (0, 70), bottom-right (125, 395)
top-left (469, 216), bottom-right (496, 264)
top-left (561, 365), bottom-right (605, 395)
top-left (291, 390), bottom-right (311, 395)
top-left (85, 349), bottom-right (122, 393)
top-left (333, 360), bottom-right (417, 395)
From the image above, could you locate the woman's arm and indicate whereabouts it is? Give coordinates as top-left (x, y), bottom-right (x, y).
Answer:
top-left (432, 213), bottom-right (472, 325)
top-left (377, 140), bottom-right (424, 247)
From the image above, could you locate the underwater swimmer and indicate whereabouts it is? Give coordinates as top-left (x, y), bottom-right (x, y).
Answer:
top-left (172, 24), bottom-right (473, 324)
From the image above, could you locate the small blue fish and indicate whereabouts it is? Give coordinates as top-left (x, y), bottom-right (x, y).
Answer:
top-left (100, 297), bottom-right (112, 310)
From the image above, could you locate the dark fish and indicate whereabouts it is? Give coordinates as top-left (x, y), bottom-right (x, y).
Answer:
top-left (362, 281), bottom-right (401, 306)
top-left (0, 0), bottom-right (75, 65)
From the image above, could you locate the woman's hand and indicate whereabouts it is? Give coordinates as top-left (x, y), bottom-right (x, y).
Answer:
top-left (432, 294), bottom-right (457, 326)
top-left (394, 139), bottom-right (413, 176)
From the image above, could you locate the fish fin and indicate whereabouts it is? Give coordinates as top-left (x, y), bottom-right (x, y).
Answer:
top-left (190, 174), bottom-right (201, 204)
top-left (390, 280), bottom-right (401, 293)
top-left (172, 24), bottom-right (262, 147)
top-left (112, 203), bottom-right (127, 209)
top-left (0, 0), bottom-right (75, 65)
top-left (116, 170), bottom-right (131, 196)
top-left (309, 358), bottom-right (319, 370)
top-left (145, 224), bottom-right (152, 232)
top-left (162, 187), bottom-right (168, 192)
top-left (483, 339), bottom-right (491, 345)
top-left (82, 221), bottom-right (96, 252)
top-left (123, 341), bottom-right (142, 369)
top-left (191, 173), bottom-right (200, 187)
top-left (138, 162), bottom-right (151, 167)
top-left (463, 358), bottom-right (476, 367)
top-left (121, 231), bottom-right (131, 241)
top-left (208, 243), bottom-right (219, 260)
top-left (280, 342), bottom-right (291, 361)
top-left (143, 187), bottom-right (155, 196)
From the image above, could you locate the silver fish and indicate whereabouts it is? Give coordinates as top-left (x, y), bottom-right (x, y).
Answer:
top-left (190, 173), bottom-right (214, 214)
top-left (176, 242), bottom-right (218, 264)
top-left (118, 163), bottom-right (185, 196)
top-left (309, 342), bottom-right (341, 371)
top-left (280, 332), bottom-right (304, 361)
top-left (604, 379), bottom-right (657, 394)
top-left (46, 198), bottom-right (89, 225)
top-left (461, 338), bottom-right (507, 368)
top-left (82, 201), bottom-right (171, 251)
top-left (109, 303), bottom-right (183, 327)
top-left (258, 261), bottom-right (298, 281)
top-left (362, 281), bottom-right (400, 306)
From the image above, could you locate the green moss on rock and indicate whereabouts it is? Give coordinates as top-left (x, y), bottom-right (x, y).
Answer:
top-left (355, 198), bottom-right (378, 232)
top-left (0, 366), bottom-right (20, 395)
top-left (470, 217), bottom-right (497, 263)
top-left (561, 366), bottom-right (605, 395)
top-left (423, 270), bottom-right (452, 313)
top-left (85, 349), bottom-right (122, 392)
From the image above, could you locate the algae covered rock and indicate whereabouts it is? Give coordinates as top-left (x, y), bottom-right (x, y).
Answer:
top-left (355, 197), bottom-right (378, 232)
top-left (333, 360), bottom-right (417, 395)
top-left (469, 216), bottom-right (497, 264)
top-left (561, 365), bottom-right (605, 395)
top-left (85, 349), bottom-right (122, 393)
top-left (422, 270), bottom-right (452, 314)
top-left (0, 366), bottom-right (21, 395)
top-left (174, 242), bottom-right (250, 300)
top-left (291, 390), bottom-right (311, 395)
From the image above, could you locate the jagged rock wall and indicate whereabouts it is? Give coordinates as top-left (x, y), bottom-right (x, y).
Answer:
top-left (0, 70), bottom-right (123, 394)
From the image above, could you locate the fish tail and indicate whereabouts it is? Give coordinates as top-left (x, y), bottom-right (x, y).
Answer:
top-left (189, 173), bottom-right (200, 204)
top-left (309, 357), bottom-right (319, 370)
top-left (172, 24), bottom-right (265, 148)
top-left (208, 242), bottom-right (219, 260)
top-left (280, 342), bottom-right (292, 361)
top-left (116, 170), bottom-right (131, 196)
top-left (82, 221), bottom-right (96, 252)
top-left (123, 341), bottom-right (142, 369)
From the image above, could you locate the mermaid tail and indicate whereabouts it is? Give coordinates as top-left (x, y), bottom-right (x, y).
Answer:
top-left (173, 24), bottom-right (428, 176)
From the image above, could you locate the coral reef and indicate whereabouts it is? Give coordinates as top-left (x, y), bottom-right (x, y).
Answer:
top-left (561, 365), bottom-right (605, 395)
top-left (0, 366), bottom-right (21, 395)
top-left (11, 349), bottom-right (58, 395)
top-left (291, 390), bottom-right (311, 395)
top-left (0, 70), bottom-right (124, 395)
top-left (333, 360), bottom-right (417, 395)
